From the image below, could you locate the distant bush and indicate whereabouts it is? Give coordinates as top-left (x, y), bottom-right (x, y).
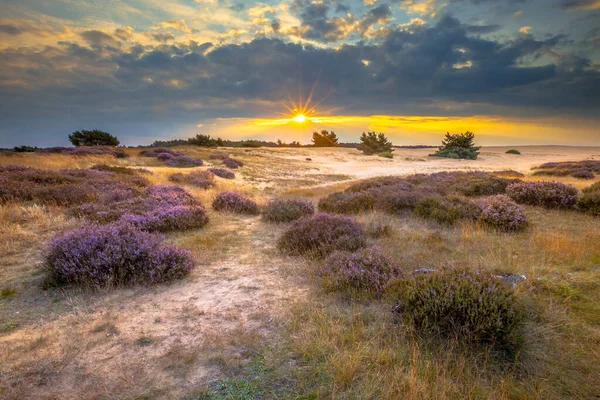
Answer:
top-left (223, 158), bottom-right (243, 169)
top-left (318, 191), bottom-right (375, 214)
top-left (212, 192), bottom-right (259, 215)
top-left (478, 195), bottom-right (528, 231)
top-left (165, 155), bottom-right (203, 168)
top-left (45, 223), bottom-right (194, 287)
top-left (506, 149), bottom-right (521, 155)
top-left (414, 196), bottom-right (481, 225)
top-left (241, 140), bottom-right (263, 148)
top-left (209, 168), bottom-right (235, 179)
top-left (263, 198), bottom-right (314, 223)
top-left (506, 181), bottom-right (578, 209)
top-left (168, 170), bottom-right (215, 189)
top-left (13, 146), bottom-right (38, 153)
top-left (570, 169), bottom-right (595, 179)
top-left (378, 151), bottom-right (393, 159)
top-left (91, 164), bottom-right (136, 175)
top-left (277, 213), bottom-right (366, 257)
top-left (391, 269), bottom-right (522, 348)
top-left (68, 130), bottom-right (119, 147)
top-left (157, 152), bottom-right (175, 161)
top-left (491, 170), bottom-right (525, 178)
top-left (39, 146), bottom-right (123, 156)
top-left (430, 131), bottom-right (480, 160)
top-left (139, 148), bottom-right (182, 158)
top-left (532, 160), bottom-right (600, 179)
top-left (121, 205), bottom-right (209, 232)
top-left (357, 131), bottom-right (393, 155)
top-left (312, 130), bottom-right (339, 147)
top-left (188, 134), bottom-right (224, 147)
top-left (320, 246), bottom-right (402, 295)
top-left (209, 153), bottom-right (229, 160)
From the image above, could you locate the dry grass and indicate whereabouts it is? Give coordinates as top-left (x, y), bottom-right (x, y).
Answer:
top-left (1, 146), bottom-right (600, 399)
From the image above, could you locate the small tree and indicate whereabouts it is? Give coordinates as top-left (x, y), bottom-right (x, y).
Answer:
top-left (69, 130), bottom-right (119, 147)
top-left (312, 130), bottom-right (339, 147)
top-left (431, 131), bottom-right (480, 160)
top-left (188, 134), bottom-right (223, 147)
top-left (358, 132), bottom-right (393, 155)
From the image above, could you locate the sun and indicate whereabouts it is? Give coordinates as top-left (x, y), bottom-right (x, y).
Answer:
top-left (292, 113), bottom-right (307, 123)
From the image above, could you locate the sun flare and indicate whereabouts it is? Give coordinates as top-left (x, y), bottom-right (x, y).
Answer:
top-left (292, 114), bottom-right (307, 123)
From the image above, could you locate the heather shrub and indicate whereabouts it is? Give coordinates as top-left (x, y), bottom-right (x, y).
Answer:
top-left (506, 181), bottom-right (578, 209)
top-left (39, 146), bottom-right (122, 156)
top-left (212, 192), bottom-right (259, 215)
top-left (414, 196), bottom-right (481, 225)
top-left (277, 213), bottom-right (366, 257)
top-left (577, 184), bottom-right (600, 215)
top-left (320, 246), bottom-right (402, 295)
top-left (391, 269), bottom-right (522, 348)
top-left (532, 160), bottom-right (600, 179)
top-left (121, 205), bottom-right (209, 232)
top-left (372, 188), bottom-right (423, 213)
top-left (45, 223), bottom-right (194, 288)
top-left (168, 170), bottom-right (215, 189)
top-left (139, 148), bottom-right (182, 157)
top-left (318, 191), bottom-right (375, 214)
top-left (571, 169), bottom-right (594, 179)
top-left (223, 158), bottom-right (244, 169)
top-left (91, 164), bottom-right (136, 175)
top-left (263, 198), bottom-right (314, 222)
top-left (157, 152), bottom-right (175, 161)
top-left (165, 155), bottom-right (203, 168)
top-left (583, 181), bottom-right (600, 193)
top-left (209, 168), bottom-right (235, 179)
top-left (478, 195), bottom-right (528, 232)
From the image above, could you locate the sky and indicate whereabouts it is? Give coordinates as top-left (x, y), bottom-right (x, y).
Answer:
top-left (0, 0), bottom-right (599, 147)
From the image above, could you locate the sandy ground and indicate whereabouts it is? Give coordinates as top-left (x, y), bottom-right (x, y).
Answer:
top-left (1, 145), bottom-right (599, 398)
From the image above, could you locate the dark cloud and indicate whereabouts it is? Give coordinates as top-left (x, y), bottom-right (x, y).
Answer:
top-left (558, 0), bottom-right (600, 10)
top-left (80, 30), bottom-right (120, 48)
top-left (0, 24), bottom-right (22, 35)
top-left (149, 32), bottom-right (175, 42)
top-left (360, 4), bottom-right (393, 33)
top-left (271, 19), bottom-right (281, 33)
top-left (465, 24), bottom-right (502, 34)
top-left (0, 14), bottom-right (598, 146)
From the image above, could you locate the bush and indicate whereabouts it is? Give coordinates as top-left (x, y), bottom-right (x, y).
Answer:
top-left (318, 191), bottom-right (375, 214)
top-left (121, 205), bottom-right (209, 232)
top-left (478, 195), bottom-right (528, 232)
top-left (392, 269), bottom-right (522, 348)
top-left (91, 164), bottom-right (136, 175)
top-left (209, 153), bottom-right (229, 160)
top-left (531, 160), bottom-right (600, 179)
top-left (45, 223), bottom-right (194, 287)
top-left (506, 181), bottom-right (578, 209)
top-left (312, 130), bottom-right (339, 147)
top-left (165, 155), bottom-right (203, 168)
top-left (39, 146), bottom-right (123, 156)
top-left (263, 199), bottom-right (314, 222)
top-left (378, 151), bottom-right (393, 159)
top-left (157, 152), bottom-right (175, 161)
top-left (320, 247), bottom-right (402, 295)
top-left (431, 131), bottom-right (480, 160)
top-left (209, 168), bottom-right (235, 179)
top-left (506, 149), bottom-right (521, 155)
top-left (212, 192), bottom-right (259, 215)
top-left (223, 158), bottom-right (243, 169)
top-left (13, 145), bottom-right (38, 152)
top-left (577, 184), bottom-right (600, 215)
top-left (168, 170), bottom-right (215, 189)
top-left (139, 148), bottom-right (182, 158)
top-left (357, 131), bottom-right (393, 155)
top-left (571, 169), bottom-right (595, 179)
top-left (414, 196), bottom-right (481, 225)
top-left (69, 130), bottom-right (119, 147)
top-left (188, 134), bottom-right (224, 147)
top-left (277, 213), bottom-right (366, 257)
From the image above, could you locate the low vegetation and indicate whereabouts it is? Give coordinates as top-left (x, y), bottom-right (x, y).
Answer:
top-left (506, 181), bottom-right (578, 209)
top-left (262, 198), bottom-right (314, 223)
top-left (431, 131), bottom-right (481, 160)
top-left (532, 160), bottom-right (600, 179)
top-left (208, 168), bottom-right (235, 179)
top-left (212, 191), bottom-right (259, 214)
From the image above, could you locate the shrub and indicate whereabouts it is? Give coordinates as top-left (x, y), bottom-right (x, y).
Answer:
top-left (212, 192), bottom-right (259, 215)
top-left (263, 199), bottom-right (314, 222)
top-left (209, 153), bottom-right (228, 160)
top-left (320, 247), bottom-right (402, 295)
top-left (478, 195), bottom-right (528, 232)
top-left (188, 134), bottom-right (224, 147)
top-left (414, 196), bottom-right (481, 225)
top-left (209, 168), bottom-right (235, 179)
top-left (531, 160), bottom-right (600, 179)
top-left (577, 184), bottom-right (600, 215)
top-left (312, 130), bottom-right (339, 147)
top-left (121, 205), bottom-right (209, 232)
top-left (91, 164), bottom-right (136, 175)
top-left (391, 269), bottom-right (522, 348)
top-left (168, 170), bottom-right (215, 189)
top-left (13, 145), bottom-right (38, 152)
top-left (157, 152), bottom-right (175, 161)
top-left (378, 151), bottom-right (393, 159)
top-left (571, 169), bottom-right (595, 179)
top-left (431, 131), bottom-right (480, 160)
top-left (139, 148), bottom-right (182, 157)
top-left (277, 213), bottom-right (366, 257)
top-left (318, 191), bottom-right (375, 214)
top-left (364, 216), bottom-right (394, 238)
top-left (68, 130), bottom-right (120, 146)
top-left (506, 149), bottom-right (521, 155)
top-left (39, 146), bottom-right (122, 156)
top-left (165, 155), bottom-right (204, 168)
top-left (357, 131), bottom-right (393, 155)
top-left (506, 181), bottom-right (578, 209)
top-left (223, 158), bottom-right (243, 169)
top-left (45, 223), bottom-right (194, 287)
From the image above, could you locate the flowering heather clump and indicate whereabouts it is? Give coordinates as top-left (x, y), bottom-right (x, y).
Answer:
top-left (45, 223), bottom-right (194, 288)
top-left (212, 192), bottom-right (259, 214)
top-left (223, 158), bottom-right (244, 169)
top-left (263, 198), bottom-right (314, 222)
top-left (165, 155), bottom-right (204, 167)
top-left (38, 146), bottom-right (122, 157)
top-left (209, 153), bottom-right (228, 160)
top-left (570, 169), bottom-right (595, 179)
top-left (506, 181), bottom-right (578, 209)
top-left (0, 166), bottom-right (148, 205)
top-left (414, 196), bottom-right (481, 225)
top-left (478, 195), bottom-right (528, 232)
top-left (532, 160), bottom-right (600, 179)
top-left (318, 191), bottom-right (375, 214)
top-left (577, 183), bottom-right (600, 215)
top-left (157, 152), bottom-right (175, 161)
top-left (372, 187), bottom-right (423, 213)
top-left (168, 170), bottom-right (215, 189)
top-left (208, 168), bottom-right (235, 179)
top-left (277, 213), bottom-right (366, 257)
top-left (91, 164), bottom-right (137, 175)
top-left (139, 148), bottom-right (182, 157)
top-left (391, 269), bottom-right (522, 348)
top-left (77, 185), bottom-right (209, 232)
top-left (320, 246), bottom-right (402, 295)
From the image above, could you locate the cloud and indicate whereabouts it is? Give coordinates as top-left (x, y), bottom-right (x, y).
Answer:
top-left (558, 0), bottom-right (600, 10)
top-left (0, 24), bottom-right (22, 36)
top-left (80, 30), bottom-right (120, 48)
top-left (519, 26), bottom-right (532, 34)
top-left (159, 20), bottom-right (191, 33)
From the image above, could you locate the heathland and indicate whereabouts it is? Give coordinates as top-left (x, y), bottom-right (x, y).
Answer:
top-left (1, 145), bottom-right (600, 399)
